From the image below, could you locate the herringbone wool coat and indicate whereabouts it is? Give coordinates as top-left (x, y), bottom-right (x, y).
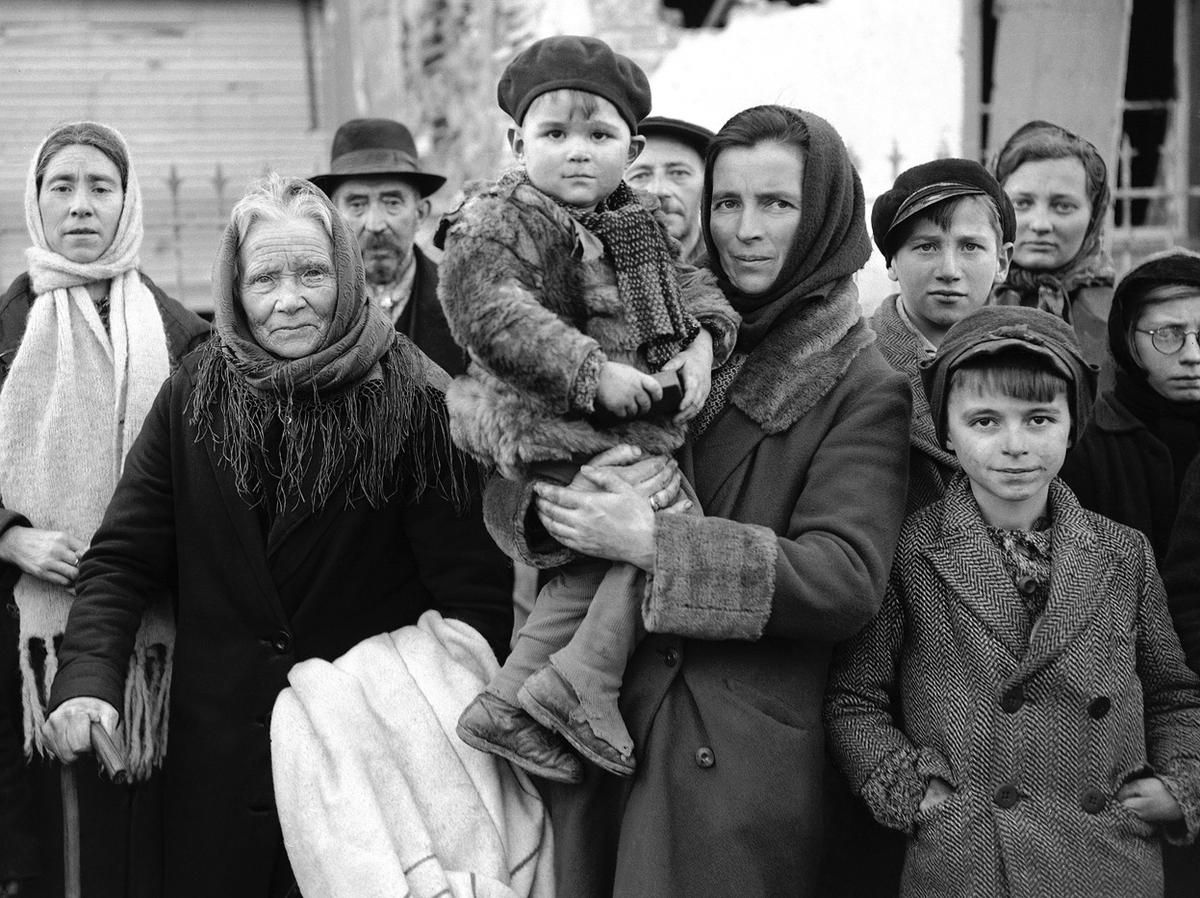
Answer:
top-left (825, 476), bottom-right (1200, 898)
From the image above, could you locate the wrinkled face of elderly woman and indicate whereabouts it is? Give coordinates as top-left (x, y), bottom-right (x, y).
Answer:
top-left (709, 141), bottom-right (804, 296)
top-left (239, 217), bottom-right (338, 359)
top-left (38, 144), bottom-right (124, 264)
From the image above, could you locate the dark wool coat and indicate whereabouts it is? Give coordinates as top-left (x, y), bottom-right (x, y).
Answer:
top-left (490, 325), bottom-right (911, 896)
top-left (0, 271), bottom-right (208, 896)
top-left (825, 476), bottom-right (1200, 898)
top-left (437, 175), bottom-right (739, 478)
top-left (396, 246), bottom-right (467, 377)
top-left (1059, 392), bottom-right (1180, 562)
top-left (44, 354), bottom-right (514, 898)
top-left (1165, 456), bottom-right (1200, 676)
top-left (871, 294), bottom-right (960, 515)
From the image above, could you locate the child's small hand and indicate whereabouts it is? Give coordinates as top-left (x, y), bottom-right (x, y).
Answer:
top-left (596, 362), bottom-right (662, 419)
top-left (918, 776), bottom-right (954, 815)
top-left (1118, 777), bottom-right (1183, 823)
top-left (660, 329), bottom-right (714, 424)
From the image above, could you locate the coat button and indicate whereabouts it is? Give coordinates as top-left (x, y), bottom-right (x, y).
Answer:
top-left (272, 630), bottom-right (292, 653)
top-left (694, 746), bottom-right (715, 769)
top-left (1088, 696), bottom-right (1111, 719)
top-left (1016, 575), bottom-right (1038, 596)
top-left (1081, 787), bottom-right (1107, 814)
top-left (1000, 686), bottom-right (1024, 714)
top-left (993, 783), bottom-right (1019, 809)
top-left (664, 648), bottom-right (679, 668)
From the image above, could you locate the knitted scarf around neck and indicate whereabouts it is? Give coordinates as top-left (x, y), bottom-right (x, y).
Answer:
top-left (991, 121), bottom-right (1115, 319)
top-left (702, 107), bottom-right (872, 353)
top-left (518, 170), bottom-right (700, 369)
top-left (0, 124), bottom-right (172, 777)
top-left (191, 187), bottom-right (468, 514)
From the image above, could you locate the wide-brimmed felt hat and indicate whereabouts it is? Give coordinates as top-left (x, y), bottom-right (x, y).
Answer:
top-left (639, 116), bottom-right (714, 160)
top-left (310, 118), bottom-right (446, 198)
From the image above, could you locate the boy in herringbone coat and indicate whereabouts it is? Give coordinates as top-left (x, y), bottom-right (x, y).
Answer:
top-left (825, 306), bottom-right (1200, 898)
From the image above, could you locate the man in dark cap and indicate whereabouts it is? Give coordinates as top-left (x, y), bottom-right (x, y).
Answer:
top-left (869, 157), bottom-right (1015, 515)
top-left (311, 118), bottom-right (466, 375)
top-left (625, 116), bottom-right (713, 265)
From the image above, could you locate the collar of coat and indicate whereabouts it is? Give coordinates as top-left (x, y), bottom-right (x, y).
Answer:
top-left (923, 474), bottom-right (1126, 680)
top-left (728, 276), bottom-right (875, 434)
top-left (1090, 390), bottom-right (1147, 435)
top-left (872, 294), bottom-right (959, 469)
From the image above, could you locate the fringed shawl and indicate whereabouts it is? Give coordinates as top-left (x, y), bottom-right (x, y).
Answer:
top-left (191, 181), bottom-right (471, 515)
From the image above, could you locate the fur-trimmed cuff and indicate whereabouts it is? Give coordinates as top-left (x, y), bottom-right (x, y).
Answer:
top-left (861, 746), bottom-right (953, 833)
top-left (482, 475), bottom-right (576, 569)
top-left (643, 513), bottom-right (776, 640)
top-left (568, 348), bottom-right (605, 414)
top-left (699, 313), bottom-right (739, 368)
top-left (1156, 758), bottom-right (1200, 844)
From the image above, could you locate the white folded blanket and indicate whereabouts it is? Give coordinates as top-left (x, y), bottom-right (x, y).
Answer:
top-left (271, 610), bottom-right (555, 898)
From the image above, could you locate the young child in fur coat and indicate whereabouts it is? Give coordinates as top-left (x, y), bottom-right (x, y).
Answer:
top-left (440, 35), bottom-right (738, 784)
top-left (824, 306), bottom-right (1200, 897)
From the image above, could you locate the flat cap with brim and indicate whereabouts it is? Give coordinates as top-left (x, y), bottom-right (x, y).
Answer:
top-left (310, 118), bottom-right (446, 198)
top-left (498, 35), bottom-right (652, 132)
top-left (872, 158), bottom-right (1015, 261)
top-left (919, 306), bottom-right (1098, 447)
top-left (639, 116), bottom-right (714, 159)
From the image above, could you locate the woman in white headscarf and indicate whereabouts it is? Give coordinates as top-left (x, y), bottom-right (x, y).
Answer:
top-left (0, 121), bottom-right (208, 898)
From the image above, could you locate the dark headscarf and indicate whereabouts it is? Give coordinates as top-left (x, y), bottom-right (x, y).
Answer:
top-left (991, 120), bottom-right (1114, 319)
top-left (190, 176), bottom-right (466, 513)
top-left (1107, 248), bottom-right (1200, 491)
top-left (701, 106), bottom-right (871, 350)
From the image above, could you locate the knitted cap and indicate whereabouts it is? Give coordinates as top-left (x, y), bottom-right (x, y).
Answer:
top-left (919, 306), bottom-right (1098, 446)
top-left (498, 35), bottom-right (652, 132)
top-left (871, 158), bottom-right (1015, 261)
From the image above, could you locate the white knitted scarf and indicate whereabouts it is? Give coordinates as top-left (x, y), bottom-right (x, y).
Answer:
top-left (0, 126), bottom-right (173, 778)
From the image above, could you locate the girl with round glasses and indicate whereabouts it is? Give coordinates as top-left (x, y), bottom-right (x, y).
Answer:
top-left (1060, 248), bottom-right (1200, 897)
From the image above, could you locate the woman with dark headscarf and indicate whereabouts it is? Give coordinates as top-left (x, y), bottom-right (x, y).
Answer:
top-left (37, 174), bottom-right (512, 898)
top-left (487, 105), bottom-right (911, 897)
top-left (0, 121), bottom-right (208, 898)
top-left (990, 120), bottom-right (1115, 365)
top-left (1060, 248), bottom-right (1200, 898)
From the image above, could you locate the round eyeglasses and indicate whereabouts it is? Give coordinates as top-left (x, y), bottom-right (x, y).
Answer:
top-left (1135, 325), bottom-right (1200, 355)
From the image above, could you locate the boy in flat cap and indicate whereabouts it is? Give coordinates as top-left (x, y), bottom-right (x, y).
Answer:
top-left (439, 35), bottom-right (738, 783)
top-left (870, 158), bottom-right (1015, 515)
top-left (825, 306), bottom-right (1200, 897)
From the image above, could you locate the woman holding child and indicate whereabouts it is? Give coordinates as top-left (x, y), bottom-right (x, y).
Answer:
top-left (501, 103), bottom-right (911, 896)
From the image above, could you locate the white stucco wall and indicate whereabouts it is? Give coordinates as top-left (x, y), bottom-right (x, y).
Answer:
top-left (649, 0), bottom-right (965, 311)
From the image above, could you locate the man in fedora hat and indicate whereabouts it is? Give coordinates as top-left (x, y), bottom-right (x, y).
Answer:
top-left (624, 115), bottom-right (713, 265)
top-left (311, 118), bottom-right (466, 375)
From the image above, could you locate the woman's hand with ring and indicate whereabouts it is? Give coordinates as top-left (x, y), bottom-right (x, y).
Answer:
top-left (0, 526), bottom-right (87, 586)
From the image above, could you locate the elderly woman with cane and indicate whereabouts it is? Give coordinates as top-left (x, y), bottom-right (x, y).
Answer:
top-left (0, 121), bottom-right (208, 898)
top-left (39, 173), bottom-right (512, 898)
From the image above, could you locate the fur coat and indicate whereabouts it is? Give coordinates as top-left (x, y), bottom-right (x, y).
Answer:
top-left (871, 294), bottom-right (959, 516)
top-left (825, 475), bottom-right (1200, 898)
top-left (437, 173), bottom-right (738, 478)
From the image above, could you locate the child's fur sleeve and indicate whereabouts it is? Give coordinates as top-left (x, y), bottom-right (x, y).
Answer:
top-left (675, 260), bottom-right (739, 366)
top-left (438, 189), bottom-right (605, 414)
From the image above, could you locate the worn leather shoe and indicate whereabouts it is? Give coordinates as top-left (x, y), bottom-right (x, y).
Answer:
top-left (456, 691), bottom-right (584, 784)
top-left (517, 665), bottom-right (636, 777)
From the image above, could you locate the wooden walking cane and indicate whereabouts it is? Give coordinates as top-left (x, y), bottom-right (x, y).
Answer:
top-left (61, 723), bottom-right (129, 898)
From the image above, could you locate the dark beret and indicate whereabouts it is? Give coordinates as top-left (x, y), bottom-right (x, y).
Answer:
top-left (871, 158), bottom-right (1015, 261)
top-left (498, 35), bottom-right (652, 133)
top-left (639, 116), bottom-right (714, 159)
top-left (919, 306), bottom-right (1098, 448)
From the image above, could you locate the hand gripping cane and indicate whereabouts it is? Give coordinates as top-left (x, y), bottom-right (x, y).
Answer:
top-left (61, 723), bottom-right (128, 898)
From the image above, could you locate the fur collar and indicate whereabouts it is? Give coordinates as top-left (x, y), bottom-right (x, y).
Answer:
top-left (730, 276), bottom-right (874, 434)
